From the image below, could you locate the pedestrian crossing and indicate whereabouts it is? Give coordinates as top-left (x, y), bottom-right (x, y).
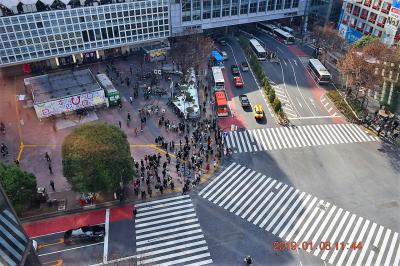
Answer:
top-left (272, 85), bottom-right (299, 118)
top-left (135, 195), bottom-right (213, 266)
top-left (199, 163), bottom-right (400, 266)
top-left (224, 123), bottom-right (379, 153)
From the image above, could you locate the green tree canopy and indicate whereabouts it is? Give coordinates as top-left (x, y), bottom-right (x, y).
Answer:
top-left (0, 163), bottom-right (37, 213)
top-left (62, 123), bottom-right (134, 192)
top-left (353, 35), bottom-right (378, 49)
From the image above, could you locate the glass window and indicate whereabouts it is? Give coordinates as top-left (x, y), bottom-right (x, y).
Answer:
top-left (249, 0), bottom-right (257, 13)
top-left (284, 0), bottom-right (292, 8)
top-left (259, 0), bottom-right (267, 11)
top-left (240, 0), bottom-right (249, 14)
top-left (268, 0), bottom-right (276, 10)
top-left (276, 0), bottom-right (282, 9)
top-left (213, 0), bottom-right (222, 17)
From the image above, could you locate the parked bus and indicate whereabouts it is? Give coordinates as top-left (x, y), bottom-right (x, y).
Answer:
top-left (257, 22), bottom-right (276, 35)
top-left (281, 26), bottom-right (294, 34)
top-left (249, 39), bottom-right (266, 60)
top-left (214, 90), bottom-right (229, 117)
top-left (211, 66), bottom-right (225, 89)
top-left (211, 50), bottom-right (224, 67)
top-left (273, 28), bottom-right (295, 44)
top-left (308, 59), bottom-right (331, 84)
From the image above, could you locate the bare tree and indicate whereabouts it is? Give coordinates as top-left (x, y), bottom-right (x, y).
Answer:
top-left (313, 23), bottom-right (345, 55)
top-left (169, 29), bottom-right (215, 79)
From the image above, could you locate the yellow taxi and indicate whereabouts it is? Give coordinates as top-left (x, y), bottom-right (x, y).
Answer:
top-left (253, 104), bottom-right (264, 119)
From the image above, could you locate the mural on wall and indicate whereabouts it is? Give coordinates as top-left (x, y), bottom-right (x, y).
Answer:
top-left (34, 90), bottom-right (106, 119)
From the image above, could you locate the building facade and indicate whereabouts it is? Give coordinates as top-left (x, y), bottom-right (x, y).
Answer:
top-left (0, 184), bottom-right (41, 266)
top-left (337, 0), bottom-right (400, 45)
top-left (0, 0), bottom-right (307, 68)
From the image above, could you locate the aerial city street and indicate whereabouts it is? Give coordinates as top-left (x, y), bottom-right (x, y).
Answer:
top-left (0, 0), bottom-right (399, 265)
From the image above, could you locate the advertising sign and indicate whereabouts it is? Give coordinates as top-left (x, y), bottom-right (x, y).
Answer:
top-left (392, 0), bottom-right (400, 15)
top-left (342, 27), bottom-right (363, 43)
top-left (34, 90), bottom-right (106, 119)
top-left (338, 23), bottom-right (348, 38)
top-left (387, 14), bottom-right (400, 31)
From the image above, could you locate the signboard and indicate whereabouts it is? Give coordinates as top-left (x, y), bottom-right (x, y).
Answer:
top-left (387, 14), bottom-right (400, 31)
top-left (34, 90), bottom-right (106, 119)
top-left (345, 27), bottom-right (363, 43)
top-left (392, 0), bottom-right (400, 15)
top-left (338, 23), bottom-right (348, 38)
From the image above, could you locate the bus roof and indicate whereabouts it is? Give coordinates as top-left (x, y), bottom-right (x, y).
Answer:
top-left (273, 28), bottom-right (294, 38)
top-left (309, 59), bottom-right (331, 76)
top-left (249, 39), bottom-right (266, 53)
top-left (212, 50), bottom-right (223, 62)
top-left (282, 26), bottom-right (294, 33)
top-left (215, 91), bottom-right (228, 106)
top-left (259, 22), bottom-right (277, 29)
top-left (211, 66), bottom-right (225, 83)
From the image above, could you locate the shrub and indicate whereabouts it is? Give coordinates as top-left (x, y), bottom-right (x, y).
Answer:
top-left (62, 123), bottom-right (135, 192)
top-left (273, 98), bottom-right (282, 113)
top-left (326, 90), bottom-right (357, 121)
top-left (268, 89), bottom-right (276, 103)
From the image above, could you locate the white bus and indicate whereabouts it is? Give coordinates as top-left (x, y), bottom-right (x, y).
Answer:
top-left (281, 26), bottom-right (294, 34)
top-left (273, 28), bottom-right (295, 44)
top-left (249, 39), bottom-right (267, 60)
top-left (211, 66), bottom-right (225, 89)
top-left (308, 59), bottom-right (331, 84)
top-left (257, 22), bottom-right (277, 35)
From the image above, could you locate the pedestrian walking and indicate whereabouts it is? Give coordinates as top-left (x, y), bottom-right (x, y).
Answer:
top-left (118, 121), bottom-right (122, 128)
top-left (14, 159), bottom-right (20, 167)
top-left (129, 96), bottom-right (133, 104)
top-left (45, 152), bottom-right (51, 162)
top-left (127, 112), bottom-right (131, 126)
top-left (1, 143), bottom-right (8, 156)
top-left (132, 205), bottom-right (137, 220)
top-left (48, 164), bottom-right (53, 174)
top-left (50, 180), bottom-right (55, 191)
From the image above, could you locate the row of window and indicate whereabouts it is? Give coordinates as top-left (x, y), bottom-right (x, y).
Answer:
top-left (182, 0), bottom-right (298, 21)
top-left (345, 0), bottom-right (391, 15)
top-left (343, 16), bottom-right (382, 37)
top-left (0, 1), bottom-right (167, 25)
top-left (342, 6), bottom-right (386, 27)
top-left (0, 31), bottom-right (169, 64)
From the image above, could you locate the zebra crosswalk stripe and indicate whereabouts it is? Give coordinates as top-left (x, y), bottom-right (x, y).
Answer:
top-left (198, 163), bottom-right (238, 197)
top-left (274, 128), bottom-right (286, 149)
top-left (260, 129), bottom-right (272, 150)
top-left (200, 163), bottom-right (400, 266)
top-left (233, 131), bottom-right (242, 153)
top-left (136, 195), bottom-right (212, 266)
top-left (253, 129), bottom-right (266, 151)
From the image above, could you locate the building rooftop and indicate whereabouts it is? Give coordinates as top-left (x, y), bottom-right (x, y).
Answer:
top-left (24, 69), bottom-right (102, 104)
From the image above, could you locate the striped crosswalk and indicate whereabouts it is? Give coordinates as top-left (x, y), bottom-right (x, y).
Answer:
top-left (135, 195), bottom-right (213, 266)
top-left (199, 163), bottom-right (400, 266)
top-left (224, 123), bottom-right (379, 153)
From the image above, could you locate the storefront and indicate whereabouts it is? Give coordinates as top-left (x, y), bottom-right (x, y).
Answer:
top-left (82, 51), bottom-right (97, 63)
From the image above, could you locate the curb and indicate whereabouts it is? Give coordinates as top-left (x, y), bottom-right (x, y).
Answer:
top-left (21, 162), bottom-right (222, 224)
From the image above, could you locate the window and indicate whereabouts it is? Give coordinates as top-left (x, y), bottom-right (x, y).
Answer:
top-left (381, 1), bottom-right (391, 13)
top-left (240, 0), bottom-right (249, 14)
top-left (203, 0), bottom-right (212, 18)
top-left (276, 0), bottom-right (282, 9)
top-left (193, 0), bottom-right (201, 20)
top-left (249, 0), bottom-right (258, 13)
top-left (360, 9), bottom-right (368, 19)
top-left (259, 0), bottom-right (266, 12)
top-left (213, 0), bottom-right (221, 17)
top-left (292, 0), bottom-right (299, 7)
top-left (221, 0), bottom-right (230, 16)
top-left (268, 0), bottom-right (275, 10)
top-left (182, 0), bottom-right (191, 21)
top-left (377, 15), bottom-right (386, 26)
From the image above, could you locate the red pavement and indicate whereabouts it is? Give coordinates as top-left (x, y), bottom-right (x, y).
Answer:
top-left (23, 205), bottom-right (133, 238)
top-left (287, 45), bottom-right (308, 57)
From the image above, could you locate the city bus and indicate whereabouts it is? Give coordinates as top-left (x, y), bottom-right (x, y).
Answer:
top-left (257, 22), bottom-right (276, 35)
top-left (214, 90), bottom-right (229, 117)
top-left (211, 50), bottom-right (224, 67)
top-left (273, 28), bottom-right (295, 44)
top-left (308, 59), bottom-right (331, 84)
top-left (281, 26), bottom-right (294, 34)
top-left (249, 39), bottom-right (266, 60)
top-left (211, 66), bottom-right (225, 89)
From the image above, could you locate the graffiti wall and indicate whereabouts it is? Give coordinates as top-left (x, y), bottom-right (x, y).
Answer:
top-left (34, 90), bottom-right (106, 119)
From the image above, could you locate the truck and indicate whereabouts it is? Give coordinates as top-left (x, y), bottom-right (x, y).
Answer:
top-left (96, 74), bottom-right (121, 107)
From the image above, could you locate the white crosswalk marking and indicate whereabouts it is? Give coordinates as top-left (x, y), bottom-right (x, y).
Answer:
top-left (135, 195), bottom-right (212, 266)
top-left (200, 163), bottom-right (400, 266)
top-left (224, 124), bottom-right (379, 153)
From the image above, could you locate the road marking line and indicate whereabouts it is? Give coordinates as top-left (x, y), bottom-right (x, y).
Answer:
top-left (254, 185), bottom-right (289, 226)
top-left (306, 205), bottom-right (337, 251)
top-left (39, 242), bottom-right (103, 257)
top-left (374, 229), bottom-right (392, 266)
top-left (314, 208), bottom-right (344, 256)
top-left (260, 186), bottom-right (294, 228)
top-left (293, 200), bottom-right (325, 243)
top-left (135, 195), bottom-right (190, 207)
top-left (336, 216), bottom-right (363, 265)
top-left (103, 209), bottom-right (110, 264)
top-left (136, 229), bottom-right (203, 246)
top-left (356, 223), bottom-right (377, 266)
top-left (326, 213), bottom-right (356, 262)
top-left (242, 181), bottom-right (276, 219)
top-left (200, 164), bottom-right (240, 198)
top-left (272, 192), bottom-right (306, 235)
top-left (285, 197), bottom-right (318, 241)
top-left (209, 168), bottom-right (248, 202)
top-left (234, 176), bottom-right (270, 216)
top-left (225, 173), bottom-right (261, 211)
top-left (289, 115), bottom-right (342, 120)
top-left (346, 220), bottom-right (371, 266)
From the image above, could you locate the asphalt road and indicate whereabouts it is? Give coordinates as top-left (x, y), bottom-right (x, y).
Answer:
top-left (249, 30), bottom-right (340, 125)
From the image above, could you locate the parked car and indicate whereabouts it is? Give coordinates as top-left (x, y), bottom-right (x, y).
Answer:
top-left (241, 62), bottom-right (249, 71)
top-left (253, 104), bottom-right (264, 119)
top-left (233, 76), bottom-right (244, 88)
top-left (239, 94), bottom-right (251, 108)
top-left (231, 65), bottom-right (240, 76)
top-left (64, 225), bottom-right (105, 245)
top-left (221, 51), bottom-right (228, 60)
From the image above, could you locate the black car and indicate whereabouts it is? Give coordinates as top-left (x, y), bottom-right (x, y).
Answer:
top-left (239, 94), bottom-right (251, 108)
top-left (231, 65), bottom-right (240, 76)
top-left (64, 225), bottom-right (105, 245)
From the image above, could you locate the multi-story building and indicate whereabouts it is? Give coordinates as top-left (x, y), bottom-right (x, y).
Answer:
top-left (0, 184), bottom-right (41, 266)
top-left (337, 0), bottom-right (400, 45)
top-left (0, 0), bottom-right (308, 69)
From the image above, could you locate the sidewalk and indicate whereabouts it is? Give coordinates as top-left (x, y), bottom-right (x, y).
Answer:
top-left (1, 53), bottom-right (224, 222)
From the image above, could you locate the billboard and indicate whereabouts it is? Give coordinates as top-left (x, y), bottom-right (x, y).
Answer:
top-left (338, 24), bottom-right (363, 43)
top-left (392, 0), bottom-right (400, 15)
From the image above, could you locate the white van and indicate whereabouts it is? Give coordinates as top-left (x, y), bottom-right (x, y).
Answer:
top-left (221, 51), bottom-right (228, 61)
